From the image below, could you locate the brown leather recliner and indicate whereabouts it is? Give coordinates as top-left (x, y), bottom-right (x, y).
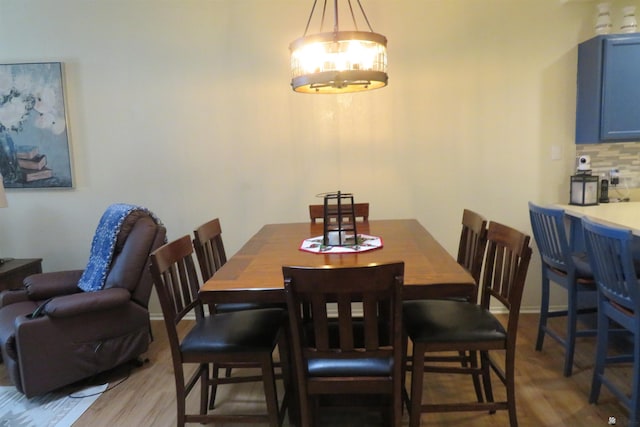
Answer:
top-left (0, 207), bottom-right (166, 397)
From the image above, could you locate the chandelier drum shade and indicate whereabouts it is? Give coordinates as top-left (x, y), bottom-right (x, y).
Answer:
top-left (290, 0), bottom-right (388, 94)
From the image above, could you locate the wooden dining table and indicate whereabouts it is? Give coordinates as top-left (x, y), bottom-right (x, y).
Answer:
top-left (199, 219), bottom-right (476, 305)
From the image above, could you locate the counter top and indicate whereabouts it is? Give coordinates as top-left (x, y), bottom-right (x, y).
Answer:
top-left (555, 202), bottom-right (640, 235)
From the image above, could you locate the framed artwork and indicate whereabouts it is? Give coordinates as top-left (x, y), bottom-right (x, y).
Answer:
top-left (0, 62), bottom-right (72, 188)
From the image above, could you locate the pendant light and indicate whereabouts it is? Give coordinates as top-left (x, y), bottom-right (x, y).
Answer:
top-left (289, 0), bottom-right (388, 94)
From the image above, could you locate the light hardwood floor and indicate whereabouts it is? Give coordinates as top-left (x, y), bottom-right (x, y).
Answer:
top-left (0, 314), bottom-right (632, 426)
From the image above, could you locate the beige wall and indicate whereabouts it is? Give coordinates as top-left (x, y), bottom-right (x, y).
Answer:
top-left (1, 0), bottom-right (636, 315)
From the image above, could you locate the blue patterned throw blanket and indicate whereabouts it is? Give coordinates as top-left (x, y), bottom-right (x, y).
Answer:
top-left (77, 203), bottom-right (162, 292)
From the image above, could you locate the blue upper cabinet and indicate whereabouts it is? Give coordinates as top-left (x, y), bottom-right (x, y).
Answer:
top-left (576, 34), bottom-right (640, 144)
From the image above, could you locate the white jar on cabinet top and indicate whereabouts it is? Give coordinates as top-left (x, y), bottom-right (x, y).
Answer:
top-left (595, 2), bottom-right (613, 35)
top-left (621, 6), bottom-right (638, 33)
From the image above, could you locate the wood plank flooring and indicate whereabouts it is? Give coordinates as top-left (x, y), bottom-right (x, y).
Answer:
top-left (0, 314), bottom-right (632, 426)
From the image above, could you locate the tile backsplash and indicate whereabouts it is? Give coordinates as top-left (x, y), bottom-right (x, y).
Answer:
top-left (576, 142), bottom-right (640, 188)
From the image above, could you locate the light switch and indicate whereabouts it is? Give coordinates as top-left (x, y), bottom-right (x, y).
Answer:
top-left (551, 145), bottom-right (562, 160)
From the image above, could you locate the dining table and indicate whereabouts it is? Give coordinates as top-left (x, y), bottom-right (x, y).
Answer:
top-left (198, 219), bottom-right (477, 305)
top-left (198, 218), bottom-right (476, 426)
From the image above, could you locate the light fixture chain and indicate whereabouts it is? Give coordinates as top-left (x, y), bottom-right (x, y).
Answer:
top-left (303, 0), bottom-right (375, 35)
top-left (321, 0), bottom-right (328, 33)
top-left (303, 0), bottom-right (319, 36)
top-left (356, 0), bottom-right (375, 32)
top-left (347, 0), bottom-right (359, 31)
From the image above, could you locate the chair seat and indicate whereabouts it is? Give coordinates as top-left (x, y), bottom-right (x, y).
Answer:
top-left (570, 252), bottom-right (595, 278)
top-left (545, 252), bottom-right (595, 279)
top-left (181, 308), bottom-right (284, 354)
top-left (403, 299), bottom-right (506, 343)
top-left (308, 357), bottom-right (394, 377)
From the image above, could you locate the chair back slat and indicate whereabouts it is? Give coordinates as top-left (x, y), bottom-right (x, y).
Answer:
top-left (193, 218), bottom-right (228, 281)
top-left (582, 217), bottom-right (639, 312)
top-left (336, 295), bottom-right (355, 350)
top-left (310, 293), bottom-right (330, 351)
top-left (167, 263), bottom-right (185, 316)
top-left (528, 202), bottom-right (575, 272)
top-left (363, 294), bottom-right (381, 350)
top-left (457, 209), bottom-right (488, 284)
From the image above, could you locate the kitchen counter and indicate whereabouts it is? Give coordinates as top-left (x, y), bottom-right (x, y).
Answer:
top-left (555, 201), bottom-right (640, 251)
top-left (555, 201), bottom-right (640, 236)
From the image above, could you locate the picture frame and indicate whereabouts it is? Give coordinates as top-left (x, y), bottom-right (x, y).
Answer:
top-left (0, 62), bottom-right (72, 188)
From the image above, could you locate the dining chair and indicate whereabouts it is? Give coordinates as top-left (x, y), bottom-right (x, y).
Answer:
top-left (193, 217), bottom-right (282, 314)
top-left (528, 202), bottom-right (598, 376)
top-left (582, 216), bottom-right (640, 425)
top-left (149, 235), bottom-right (288, 427)
top-left (193, 217), bottom-right (227, 283)
top-left (193, 217), bottom-right (286, 386)
top-left (308, 202), bottom-right (369, 224)
top-left (403, 221), bottom-right (532, 427)
top-left (403, 208), bottom-right (488, 403)
top-left (283, 262), bottom-right (404, 427)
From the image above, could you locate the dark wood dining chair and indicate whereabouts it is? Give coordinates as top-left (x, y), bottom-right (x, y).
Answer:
top-left (404, 209), bottom-right (488, 401)
top-left (193, 217), bottom-right (227, 282)
top-left (283, 262), bottom-right (404, 427)
top-left (582, 216), bottom-right (640, 425)
top-left (193, 217), bottom-right (282, 313)
top-left (149, 235), bottom-right (288, 427)
top-left (308, 202), bottom-right (369, 224)
top-left (448, 209), bottom-right (488, 384)
top-left (403, 221), bottom-right (532, 427)
top-left (192, 218), bottom-right (286, 405)
top-left (528, 202), bottom-right (597, 376)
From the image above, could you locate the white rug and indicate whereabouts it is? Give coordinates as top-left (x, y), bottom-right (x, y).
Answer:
top-left (0, 384), bottom-right (107, 427)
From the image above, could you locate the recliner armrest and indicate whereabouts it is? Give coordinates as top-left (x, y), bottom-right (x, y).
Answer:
top-left (43, 287), bottom-right (131, 318)
top-left (0, 289), bottom-right (30, 307)
top-left (24, 270), bottom-right (84, 300)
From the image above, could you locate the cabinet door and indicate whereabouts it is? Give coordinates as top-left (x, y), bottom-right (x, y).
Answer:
top-left (601, 37), bottom-right (640, 141)
top-left (576, 36), bottom-right (604, 144)
top-left (575, 34), bottom-right (640, 144)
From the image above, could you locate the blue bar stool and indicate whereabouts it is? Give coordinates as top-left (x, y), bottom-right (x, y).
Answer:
top-left (528, 202), bottom-right (597, 376)
top-left (583, 216), bottom-right (640, 426)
